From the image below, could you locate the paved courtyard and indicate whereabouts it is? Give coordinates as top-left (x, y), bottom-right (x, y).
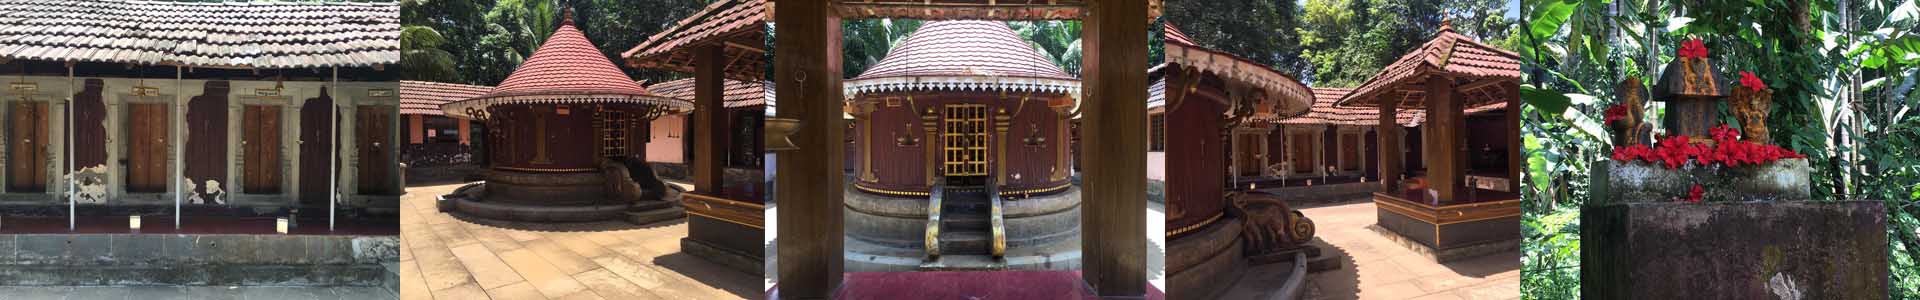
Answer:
top-left (1295, 198), bottom-right (1520, 300)
top-left (399, 183), bottom-right (759, 300)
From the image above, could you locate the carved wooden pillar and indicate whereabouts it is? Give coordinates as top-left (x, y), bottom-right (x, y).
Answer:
top-left (1377, 94), bottom-right (1401, 191)
top-left (773, 1), bottom-right (843, 298)
top-left (1425, 75), bottom-right (1463, 202)
top-left (693, 44), bottom-right (728, 195)
top-left (1082, 0), bottom-right (1148, 296)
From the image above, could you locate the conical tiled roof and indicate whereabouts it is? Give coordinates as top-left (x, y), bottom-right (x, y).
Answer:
top-left (853, 21), bottom-right (1073, 80)
top-left (442, 16), bottom-right (692, 119)
top-left (484, 20), bottom-right (652, 98)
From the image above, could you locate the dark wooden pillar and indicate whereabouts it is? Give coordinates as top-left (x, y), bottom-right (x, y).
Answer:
top-left (1377, 94), bottom-right (1400, 191)
top-left (1424, 75), bottom-right (1462, 202)
top-left (774, 2), bottom-right (843, 298)
top-left (1082, 0), bottom-right (1148, 296)
top-left (1504, 81), bottom-right (1521, 192)
top-left (694, 45), bottom-right (728, 195)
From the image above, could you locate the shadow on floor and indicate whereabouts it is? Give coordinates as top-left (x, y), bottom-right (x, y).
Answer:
top-left (1306, 238), bottom-right (1362, 299)
top-left (655, 251), bottom-right (764, 299)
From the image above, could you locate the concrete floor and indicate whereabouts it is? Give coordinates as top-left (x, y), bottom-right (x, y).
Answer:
top-left (1293, 197), bottom-right (1520, 300)
top-left (399, 183), bottom-right (760, 300)
top-left (0, 286), bottom-right (393, 300)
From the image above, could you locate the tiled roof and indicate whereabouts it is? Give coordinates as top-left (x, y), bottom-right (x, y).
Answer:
top-left (0, 0), bottom-right (399, 68)
top-left (853, 20), bottom-right (1073, 81)
top-left (1161, 22), bottom-right (1313, 120)
top-left (622, 0), bottom-right (766, 81)
top-left (832, 1), bottom-right (1093, 20)
top-left (644, 78), bottom-right (770, 108)
top-left (441, 18), bottom-right (692, 119)
top-left (1336, 23), bottom-right (1521, 109)
top-left (1278, 87), bottom-right (1507, 127)
top-left (482, 20), bottom-right (650, 99)
top-left (1277, 88), bottom-right (1419, 126)
top-left (401, 81), bottom-right (491, 116)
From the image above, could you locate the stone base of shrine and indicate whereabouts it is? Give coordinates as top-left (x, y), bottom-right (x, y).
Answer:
top-left (768, 271), bottom-right (1165, 300)
top-left (0, 234), bottom-right (397, 286)
top-left (437, 179), bottom-right (687, 226)
top-left (1372, 193), bottom-right (1520, 262)
top-left (842, 184), bottom-right (1081, 271)
top-left (843, 185), bottom-right (1080, 250)
top-left (1167, 217), bottom-right (1246, 300)
top-left (1580, 201), bottom-right (1886, 299)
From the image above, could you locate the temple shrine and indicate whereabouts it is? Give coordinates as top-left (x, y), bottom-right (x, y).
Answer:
top-left (1157, 22), bottom-right (1323, 299)
top-left (837, 20), bottom-right (1084, 270)
top-left (437, 10), bottom-right (694, 225)
top-left (622, 0), bottom-right (771, 276)
top-left (1335, 21), bottom-right (1523, 262)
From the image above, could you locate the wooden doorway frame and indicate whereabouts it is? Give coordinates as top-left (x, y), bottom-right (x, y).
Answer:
top-left (773, 1), bottom-right (1153, 297)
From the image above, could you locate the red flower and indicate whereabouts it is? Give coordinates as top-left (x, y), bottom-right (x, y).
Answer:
top-left (1710, 125), bottom-right (1741, 144)
top-left (1739, 71), bottom-right (1767, 91)
top-left (1686, 184), bottom-right (1704, 203)
top-left (1677, 38), bottom-right (1710, 58)
top-left (1604, 103), bottom-right (1630, 125)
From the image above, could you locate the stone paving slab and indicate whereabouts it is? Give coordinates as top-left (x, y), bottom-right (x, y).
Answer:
top-left (400, 183), bottom-right (760, 300)
top-left (1295, 198), bottom-right (1520, 300)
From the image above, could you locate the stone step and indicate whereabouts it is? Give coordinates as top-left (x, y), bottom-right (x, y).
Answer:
top-left (918, 255), bottom-right (1008, 271)
top-left (942, 214), bottom-right (989, 231)
top-left (938, 230), bottom-right (992, 255)
top-left (624, 205), bottom-right (686, 226)
top-left (382, 262), bottom-right (400, 296)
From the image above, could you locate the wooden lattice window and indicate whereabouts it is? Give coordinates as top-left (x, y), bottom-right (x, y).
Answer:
top-left (943, 104), bottom-right (989, 176)
top-left (597, 108), bottom-right (632, 158)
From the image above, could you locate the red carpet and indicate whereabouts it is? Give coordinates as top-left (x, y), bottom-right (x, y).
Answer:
top-left (771, 271), bottom-right (1165, 300)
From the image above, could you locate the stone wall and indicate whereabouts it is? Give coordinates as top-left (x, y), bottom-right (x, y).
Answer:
top-left (1580, 201), bottom-right (1886, 299)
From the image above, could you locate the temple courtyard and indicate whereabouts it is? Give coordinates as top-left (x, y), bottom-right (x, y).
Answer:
top-left (398, 182), bottom-right (758, 300)
top-left (1289, 195), bottom-right (1519, 300)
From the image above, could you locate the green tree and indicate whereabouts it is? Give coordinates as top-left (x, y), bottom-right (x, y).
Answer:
top-left (400, 25), bottom-right (460, 82)
top-left (841, 19), bottom-right (923, 78)
top-left (1010, 20), bottom-right (1084, 76)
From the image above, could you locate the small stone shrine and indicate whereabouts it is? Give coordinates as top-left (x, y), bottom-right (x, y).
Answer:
top-left (1584, 38), bottom-right (1886, 299)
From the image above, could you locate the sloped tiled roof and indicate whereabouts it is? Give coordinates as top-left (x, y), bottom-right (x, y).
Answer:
top-left (1335, 22), bottom-right (1521, 109)
top-left (1162, 22), bottom-right (1313, 120)
top-left (483, 20), bottom-right (650, 99)
top-left (623, 0), bottom-right (766, 81)
top-left (853, 20), bottom-right (1073, 81)
top-left (441, 17), bottom-right (692, 119)
top-left (401, 81), bottom-right (491, 116)
top-left (1278, 87), bottom-right (1419, 126)
top-left (0, 0), bottom-right (399, 69)
top-left (645, 78), bottom-right (770, 108)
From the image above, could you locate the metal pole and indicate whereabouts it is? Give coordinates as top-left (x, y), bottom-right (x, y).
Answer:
top-left (329, 67), bottom-right (337, 231)
top-left (174, 65), bottom-right (182, 229)
top-left (66, 63), bottom-right (74, 231)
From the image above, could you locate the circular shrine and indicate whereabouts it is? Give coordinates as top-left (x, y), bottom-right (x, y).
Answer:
top-left (438, 14), bottom-right (693, 224)
top-left (842, 21), bottom-right (1082, 267)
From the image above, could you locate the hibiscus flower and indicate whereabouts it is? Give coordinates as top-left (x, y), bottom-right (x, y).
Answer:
top-left (1739, 71), bottom-right (1767, 91)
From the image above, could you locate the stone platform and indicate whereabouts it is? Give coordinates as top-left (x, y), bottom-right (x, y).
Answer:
top-left (1580, 201), bottom-right (1886, 299)
top-left (437, 180), bottom-right (686, 226)
top-left (0, 234), bottom-right (398, 286)
top-left (842, 185), bottom-right (1080, 271)
top-left (1372, 193), bottom-right (1521, 262)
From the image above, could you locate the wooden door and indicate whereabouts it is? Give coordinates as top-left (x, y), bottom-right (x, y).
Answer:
top-left (1340, 133), bottom-right (1361, 171)
top-left (9, 102), bottom-right (47, 192)
top-left (357, 106), bottom-right (392, 195)
top-left (1236, 134), bottom-right (1261, 176)
top-left (299, 96), bottom-right (333, 206)
top-left (126, 103), bottom-right (169, 192)
top-left (242, 105), bottom-right (282, 194)
top-left (1289, 132), bottom-right (1313, 174)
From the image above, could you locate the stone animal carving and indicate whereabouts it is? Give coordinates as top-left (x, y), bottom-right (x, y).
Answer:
top-left (1227, 191), bottom-right (1315, 254)
top-left (601, 156), bottom-right (668, 207)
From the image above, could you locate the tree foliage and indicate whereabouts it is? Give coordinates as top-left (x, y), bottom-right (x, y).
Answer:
top-left (400, 0), bottom-right (707, 85)
top-left (1170, 0), bottom-right (1510, 87)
